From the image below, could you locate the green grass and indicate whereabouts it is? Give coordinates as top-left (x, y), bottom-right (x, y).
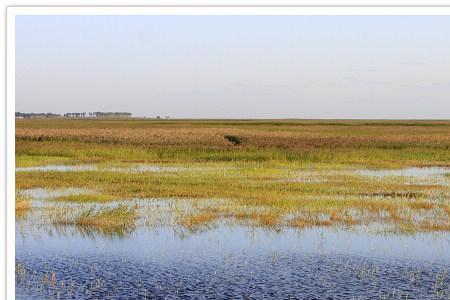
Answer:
top-left (15, 140), bottom-right (450, 169)
top-left (15, 118), bottom-right (450, 232)
top-left (52, 205), bottom-right (138, 237)
top-left (76, 205), bottom-right (137, 228)
top-left (51, 194), bottom-right (116, 202)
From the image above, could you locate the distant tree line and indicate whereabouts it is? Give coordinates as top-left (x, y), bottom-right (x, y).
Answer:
top-left (16, 112), bottom-right (132, 119)
top-left (89, 112), bottom-right (132, 118)
top-left (15, 112), bottom-right (60, 119)
top-left (64, 112), bottom-right (86, 118)
top-left (64, 112), bottom-right (132, 118)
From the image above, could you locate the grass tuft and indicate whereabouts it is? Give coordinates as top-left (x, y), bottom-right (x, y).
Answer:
top-left (15, 192), bottom-right (30, 212)
top-left (51, 194), bottom-right (115, 202)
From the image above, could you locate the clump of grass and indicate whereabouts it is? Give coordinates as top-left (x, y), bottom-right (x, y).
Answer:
top-left (290, 216), bottom-right (332, 229)
top-left (224, 135), bottom-right (242, 145)
top-left (15, 192), bottom-right (30, 212)
top-left (51, 194), bottom-right (115, 202)
top-left (59, 205), bottom-right (139, 236)
top-left (443, 205), bottom-right (450, 216)
top-left (329, 211), bottom-right (359, 226)
top-left (77, 205), bottom-right (136, 227)
top-left (408, 202), bottom-right (434, 210)
top-left (178, 211), bottom-right (220, 231)
top-left (257, 213), bottom-right (280, 227)
top-left (419, 220), bottom-right (450, 232)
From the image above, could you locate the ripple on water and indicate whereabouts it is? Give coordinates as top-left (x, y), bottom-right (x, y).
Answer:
top-left (16, 252), bottom-right (450, 300)
top-left (15, 224), bottom-right (450, 299)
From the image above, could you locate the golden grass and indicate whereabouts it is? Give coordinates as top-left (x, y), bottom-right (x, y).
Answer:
top-left (290, 217), bottom-right (332, 229)
top-left (419, 221), bottom-right (450, 232)
top-left (15, 201), bottom-right (30, 211)
top-left (408, 202), bottom-right (435, 210)
top-left (258, 214), bottom-right (279, 227)
top-left (178, 211), bottom-right (220, 230)
top-left (15, 192), bottom-right (30, 212)
top-left (443, 205), bottom-right (450, 216)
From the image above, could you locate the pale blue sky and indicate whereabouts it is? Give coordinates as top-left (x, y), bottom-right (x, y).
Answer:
top-left (15, 15), bottom-right (450, 118)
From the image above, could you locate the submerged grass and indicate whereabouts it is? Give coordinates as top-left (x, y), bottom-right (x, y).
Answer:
top-left (15, 119), bottom-right (450, 233)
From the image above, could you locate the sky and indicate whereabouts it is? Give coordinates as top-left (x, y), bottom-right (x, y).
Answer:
top-left (15, 15), bottom-right (450, 119)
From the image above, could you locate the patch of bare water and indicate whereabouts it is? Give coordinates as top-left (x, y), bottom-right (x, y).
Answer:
top-left (356, 167), bottom-right (450, 179)
top-left (16, 165), bottom-right (96, 172)
top-left (16, 164), bottom-right (184, 173)
top-left (110, 165), bottom-right (182, 173)
top-left (356, 167), bottom-right (450, 187)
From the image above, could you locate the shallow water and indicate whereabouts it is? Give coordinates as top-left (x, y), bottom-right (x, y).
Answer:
top-left (16, 220), bottom-right (450, 299)
top-left (16, 164), bottom-right (182, 173)
top-left (355, 167), bottom-right (450, 187)
top-left (16, 165), bottom-right (97, 172)
top-left (356, 167), bottom-right (450, 179)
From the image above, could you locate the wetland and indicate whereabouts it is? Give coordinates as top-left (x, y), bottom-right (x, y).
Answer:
top-left (15, 119), bottom-right (450, 299)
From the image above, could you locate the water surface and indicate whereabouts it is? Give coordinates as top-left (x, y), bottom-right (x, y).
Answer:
top-left (16, 221), bottom-right (450, 299)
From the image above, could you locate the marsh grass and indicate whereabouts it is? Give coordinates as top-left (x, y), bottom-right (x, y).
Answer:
top-left (47, 205), bottom-right (139, 236)
top-left (15, 165), bottom-right (450, 233)
top-left (178, 211), bottom-right (220, 231)
top-left (51, 194), bottom-right (115, 203)
top-left (15, 119), bottom-right (450, 233)
top-left (15, 192), bottom-right (30, 212)
top-left (76, 205), bottom-right (137, 227)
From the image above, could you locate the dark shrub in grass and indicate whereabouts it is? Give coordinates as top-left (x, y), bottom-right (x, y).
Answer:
top-left (224, 135), bottom-right (242, 145)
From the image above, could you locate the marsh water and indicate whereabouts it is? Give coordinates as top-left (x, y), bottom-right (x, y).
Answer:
top-left (16, 209), bottom-right (450, 299)
top-left (16, 166), bottom-right (450, 299)
top-left (16, 164), bottom-right (182, 173)
top-left (15, 221), bottom-right (450, 299)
